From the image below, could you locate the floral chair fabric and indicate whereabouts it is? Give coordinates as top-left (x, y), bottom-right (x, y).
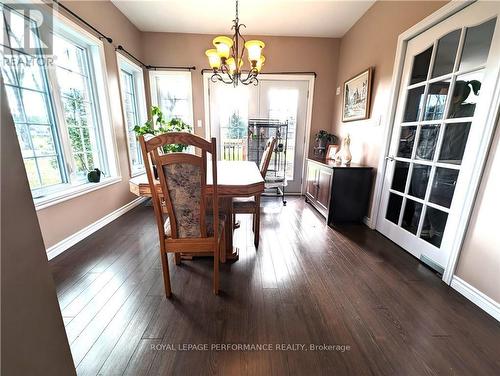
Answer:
top-left (162, 163), bottom-right (202, 238)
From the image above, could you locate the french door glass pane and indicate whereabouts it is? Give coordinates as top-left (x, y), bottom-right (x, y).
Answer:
top-left (416, 124), bottom-right (440, 160)
top-left (408, 164), bottom-right (431, 199)
top-left (386, 193), bottom-right (403, 224)
top-left (391, 161), bottom-right (409, 192)
top-left (420, 207), bottom-right (448, 247)
top-left (424, 80), bottom-right (450, 120)
top-left (429, 168), bottom-right (459, 208)
top-left (266, 88), bottom-right (299, 180)
top-left (438, 122), bottom-right (470, 164)
top-left (459, 18), bottom-right (496, 72)
top-left (401, 199), bottom-right (423, 234)
top-left (397, 126), bottom-right (417, 158)
top-left (432, 30), bottom-right (461, 78)
top-left (403, 86), bottom-right (425, 122)
top-left (410, 47), bottom-right (432, 85)
top-left (448, 70), bottom-right (483, 118)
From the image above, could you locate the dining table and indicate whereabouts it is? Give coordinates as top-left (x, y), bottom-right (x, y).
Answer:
top-left (129, 160), bottom-right (265, 261)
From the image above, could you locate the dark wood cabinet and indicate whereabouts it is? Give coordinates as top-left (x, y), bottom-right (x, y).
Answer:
top-left (305, 160), bottom-right (333, 217)
top-left (305, 158), bottom-right (373, 225)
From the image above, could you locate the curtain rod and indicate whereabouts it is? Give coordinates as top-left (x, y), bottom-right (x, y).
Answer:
top-left (116, 46), bottom-right (195, 71)
top-left (52, 0), bottom-right (113, 44)
top-left (201, 69), bottom-right (316, 77)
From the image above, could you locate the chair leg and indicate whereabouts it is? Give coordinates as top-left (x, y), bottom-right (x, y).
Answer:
top-left (174, 253), bottom-right (181, 265)
top-left (220, 225), bottom-right (227, 264)
top-left (213, 239), bottom-right (220, 295)
top-left (254, 196), bottom-right (261, 248)
top-left (160, 251), bottom-right (172, 298)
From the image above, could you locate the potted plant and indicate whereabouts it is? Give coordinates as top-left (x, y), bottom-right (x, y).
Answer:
top-left (315, 130), bottom-right (338, 149)
top-left (134, 106), bottom-right (193, 177)
top-left (134, 106), bottom-right (193, 151)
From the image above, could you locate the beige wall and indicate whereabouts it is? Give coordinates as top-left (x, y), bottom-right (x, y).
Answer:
top-left (332, 0), bottom-right (500, 307)
top-left (456, 117), bottom-right (500, 302)
top-left (37, 2), bottom-right (340, 248)
top-left (1, 79), bottom-right (76, 375)
top-left (37, 1), bottom-right (144, 248)
top-left (142, 32), bottom-right (340, 156)
top-left (330, 1), bottom-right (447, 218)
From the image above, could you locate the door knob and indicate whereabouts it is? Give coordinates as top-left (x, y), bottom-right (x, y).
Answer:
top-left (385, 155), bottom-right (395, 162)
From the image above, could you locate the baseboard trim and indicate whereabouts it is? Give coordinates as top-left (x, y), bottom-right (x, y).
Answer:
top-left (363, 216), bottom-right (374, 229)
top-left (451, 276), bottom-right (500, 322)
top-left (46, 197), bottom-right (147, 261)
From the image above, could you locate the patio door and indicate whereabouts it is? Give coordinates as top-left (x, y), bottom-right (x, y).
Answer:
top-left (257, 80), bottom-right (309, 193)
top-left (207, 76), bottom-right (310, 193)
top-left (377, 2), bottom-right (500, 271)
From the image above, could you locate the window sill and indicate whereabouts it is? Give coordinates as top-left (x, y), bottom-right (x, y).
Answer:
top-left (34, 177), bottom-right (122, 211)
top-left (130, 169), bottom-right (146, 178)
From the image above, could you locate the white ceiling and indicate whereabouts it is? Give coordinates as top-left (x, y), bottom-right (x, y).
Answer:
top-left (111, 0), bottom-right (375, 38)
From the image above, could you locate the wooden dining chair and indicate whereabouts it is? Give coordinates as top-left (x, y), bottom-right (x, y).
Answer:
top-left (233, 136), bottom-right (277, 248)
top-left (139, 132), bottom-right (225, 297)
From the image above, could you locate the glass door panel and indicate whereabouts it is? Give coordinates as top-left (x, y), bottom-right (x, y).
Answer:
top-left (378, 3), bottom-right (499, 271)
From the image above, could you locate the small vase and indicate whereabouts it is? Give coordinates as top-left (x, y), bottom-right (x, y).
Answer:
top-left (341, 134), bottom-right (352, 165)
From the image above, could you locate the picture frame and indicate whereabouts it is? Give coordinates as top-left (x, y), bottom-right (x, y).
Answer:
top-left (342, 68), bottom-right (372, 122)
top-left (326, 144), bottom-right (339, 160)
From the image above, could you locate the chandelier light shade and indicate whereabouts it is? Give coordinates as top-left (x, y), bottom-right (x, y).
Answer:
top-left (205, 49), bottom-right (221, 69)
top-left (206, 0), bottom-right (266, 86)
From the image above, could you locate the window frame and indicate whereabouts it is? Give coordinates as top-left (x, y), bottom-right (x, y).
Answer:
top-left (1, 4), bottom-right (121, 208)
top-left (117, 53), bottom-right (147, 177)
top-left (149, 70), bottom-right (194, 127)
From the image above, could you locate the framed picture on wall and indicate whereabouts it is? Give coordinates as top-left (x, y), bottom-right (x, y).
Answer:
top-left (342, 68), bottom-right (372, 122)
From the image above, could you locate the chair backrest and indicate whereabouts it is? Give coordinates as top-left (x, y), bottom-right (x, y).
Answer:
top-left (139, 132), bottom-right (219, 241)
top-left (259, 137), bottom-right (277, 178)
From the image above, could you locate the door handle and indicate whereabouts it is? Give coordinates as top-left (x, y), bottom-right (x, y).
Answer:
top-left (385, 155), bottom-right (395, 162)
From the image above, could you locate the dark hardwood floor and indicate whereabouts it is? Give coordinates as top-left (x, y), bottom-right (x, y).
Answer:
top-left (50, 196), bottom-right (500, 375)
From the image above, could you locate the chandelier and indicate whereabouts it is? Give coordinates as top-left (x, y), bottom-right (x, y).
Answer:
top-left (205, 0), bottom-right (265, 86)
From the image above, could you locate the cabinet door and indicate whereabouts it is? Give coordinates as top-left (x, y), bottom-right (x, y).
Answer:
top-left (317, 168), bottom-right (333, 211)
top-left (305, 162), bottom-right (318, 200)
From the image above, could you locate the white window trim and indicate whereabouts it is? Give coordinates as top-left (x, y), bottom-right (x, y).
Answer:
top-left (117, 53), bottom-right (147, 177)
top-left (34, 176), bottom-right (122, 210)
top-left (22, 5), bottom-right (122, 209)
top-left (149, 70), bottom-right (194, 127)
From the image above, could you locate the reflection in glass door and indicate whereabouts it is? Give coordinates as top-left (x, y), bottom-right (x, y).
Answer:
top-left (377, 2), bottom-right (500, 271)
top-left (208, 77), bottom-right (310, 193)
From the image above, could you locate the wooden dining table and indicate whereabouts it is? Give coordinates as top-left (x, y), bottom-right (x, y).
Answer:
top-left (129, 160), bottom-right (265, 261)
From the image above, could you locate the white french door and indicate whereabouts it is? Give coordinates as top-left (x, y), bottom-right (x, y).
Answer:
top-left (206, 76), bottom-right (311, 193)
top-left (377, 1), bottom-right (500, 271)
top-left (257, 80), bottom-right (309, 193)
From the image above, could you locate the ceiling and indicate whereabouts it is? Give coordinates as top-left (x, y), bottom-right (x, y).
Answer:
top-left (111, 0), bottom-right (375, 38)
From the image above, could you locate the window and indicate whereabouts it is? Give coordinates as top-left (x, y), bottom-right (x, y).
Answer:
top-left (118, 54), bottom-right (147, 176)
top-left (1, 5), bottom-right (118, 204)
top-left (150, 70), bottom-right (193, 125)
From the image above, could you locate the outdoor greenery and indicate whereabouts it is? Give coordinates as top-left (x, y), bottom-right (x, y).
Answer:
top-left (64, 88), bottom-right (94, 174)
top-left (225, 112), bottom-right (247, 139)
top-left (133, 106), bottom-right (193, 153)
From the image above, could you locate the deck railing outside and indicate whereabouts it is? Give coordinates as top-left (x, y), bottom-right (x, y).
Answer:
top-left (222, 139), bottom-right (246, 161)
